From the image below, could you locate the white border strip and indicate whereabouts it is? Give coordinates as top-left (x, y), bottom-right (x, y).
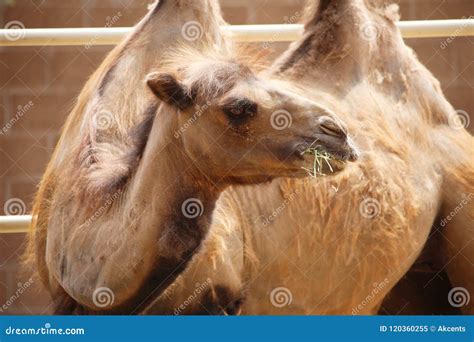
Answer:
top-left (0, 20), bottom-right (473, 47)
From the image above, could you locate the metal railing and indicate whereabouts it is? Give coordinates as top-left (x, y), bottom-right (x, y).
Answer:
top-left (0, 215), bottom-right (31, 233)
top-left (1, 18), bottom-right (473, 233)
top-left (0, 20), bottom-right (473, 46)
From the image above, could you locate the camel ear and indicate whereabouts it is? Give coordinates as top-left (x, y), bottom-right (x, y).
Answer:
top-left (146, 72), bottom-right (193, 110)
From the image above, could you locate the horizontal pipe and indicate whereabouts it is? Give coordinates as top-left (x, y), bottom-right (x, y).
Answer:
top-left (397, 18), bottom-right (474, 38)
top-left (0, 20), bottom-right (473, 47)
top-left (0, 215), bottom-right (30, 233)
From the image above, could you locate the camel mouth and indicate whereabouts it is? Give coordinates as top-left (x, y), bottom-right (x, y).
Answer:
top-left (299, 147), bottom-right (345, 177)
top-left (294, 139), bottom-right (358, 177)
top-left (296, 136), bottom-right (359, 162)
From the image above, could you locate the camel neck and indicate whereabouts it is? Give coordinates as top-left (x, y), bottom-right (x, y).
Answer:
top-left (129, 105), bottom-right (222, 260)
top-left (85, 105), bottom-right (224, 314)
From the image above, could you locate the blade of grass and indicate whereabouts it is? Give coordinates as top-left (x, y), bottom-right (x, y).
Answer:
top-left (301, 145), bottom-right (337, 178)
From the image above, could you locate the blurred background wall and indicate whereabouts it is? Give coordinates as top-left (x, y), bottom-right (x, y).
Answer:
top-left (0, 0), bottom-right (472, 314)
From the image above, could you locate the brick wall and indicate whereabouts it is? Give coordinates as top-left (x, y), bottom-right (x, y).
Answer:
top-left (0, 0), bottom-right (472, 314)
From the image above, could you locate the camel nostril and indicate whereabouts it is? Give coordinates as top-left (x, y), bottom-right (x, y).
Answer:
top-left (318, 116), bottom-right (347, 138)
top-left (347, 148), bottom-right (359, 162)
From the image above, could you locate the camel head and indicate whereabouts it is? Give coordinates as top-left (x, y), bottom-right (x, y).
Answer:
top-left (146, 51), bottom-right (358, 184)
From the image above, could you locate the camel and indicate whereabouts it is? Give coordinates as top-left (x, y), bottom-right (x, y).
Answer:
top-left (24, 0), bottom-right (358, 314)
top-left (142, 0), bottom-right (473, 315)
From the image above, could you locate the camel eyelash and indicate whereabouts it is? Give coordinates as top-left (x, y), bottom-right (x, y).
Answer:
top-left (222, 98), bottom-right (258, 123)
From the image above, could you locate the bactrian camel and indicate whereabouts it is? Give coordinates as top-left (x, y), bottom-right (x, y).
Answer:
top-left (141, 0), bottom-right (473, 315)
top-left (26, 0), bottom-right (472, 314)
top-left (25, 0), bottom-right (358, 314)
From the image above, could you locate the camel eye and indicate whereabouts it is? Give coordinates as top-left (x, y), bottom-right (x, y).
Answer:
top-left (222, 98), bottom-right (257, 124)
